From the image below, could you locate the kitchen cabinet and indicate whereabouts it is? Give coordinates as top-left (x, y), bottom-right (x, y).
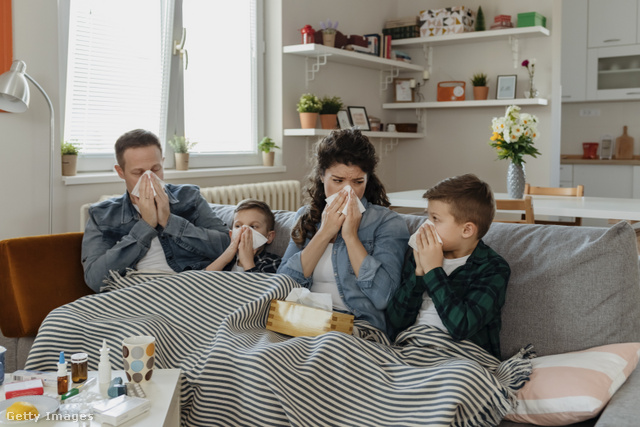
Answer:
top-left (587, 0), bottom-right (638, 48)
top-left (572, 164), bottom-right (634, 197)
top-left (586, 44), bottom-right (640, 100)
top-left (561, 0), bottom-right (588, 102)
top-left (559, 164), bottom-right (573, 188)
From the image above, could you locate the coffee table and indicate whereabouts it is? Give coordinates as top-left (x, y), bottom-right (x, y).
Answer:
top-left (1, 369), bottom-right (181, 426)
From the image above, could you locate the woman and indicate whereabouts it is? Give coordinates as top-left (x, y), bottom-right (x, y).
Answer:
top-left (277, 128), bottom-right (410, 335)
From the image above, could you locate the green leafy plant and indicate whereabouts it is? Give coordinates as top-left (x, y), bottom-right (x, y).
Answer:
top-left (258, 137), bottom-right (280, 153)
top-left (319, 96), bottom-right (344, 114)
top-left (470, 73), bottom-right (488, 87)
top-left (475, 6), bottom-right (485, 31)
top-left (168, 135), bottom-right (198, 154)
top-left (61, 141), bottom-right (80, 155)
top-left (296, 93), bottom-right (322, 113)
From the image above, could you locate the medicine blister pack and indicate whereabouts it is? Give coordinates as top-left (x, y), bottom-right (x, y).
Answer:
top-left (125, 382), bottom-right (146, 398)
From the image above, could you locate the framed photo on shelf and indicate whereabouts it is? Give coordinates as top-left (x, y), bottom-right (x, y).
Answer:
top-left (394, 78), bottom-right (414, 102)
top-left (496, 75), bottom-right (517, 99)
top-left (347, 106), bottom-right (371, 131)
top-left (337, 110), bottom-right (351, 129)
top-left (363, 33), bottom-right (381, 56)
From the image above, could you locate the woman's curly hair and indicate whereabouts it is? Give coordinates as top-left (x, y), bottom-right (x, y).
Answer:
top-left (291, 128), bottom-right (389, 246)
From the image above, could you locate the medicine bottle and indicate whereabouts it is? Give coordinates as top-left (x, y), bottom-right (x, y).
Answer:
top-left (57, 351), bottom-right (69, 395)
top-left (71, 353), bottom-right (88, 383)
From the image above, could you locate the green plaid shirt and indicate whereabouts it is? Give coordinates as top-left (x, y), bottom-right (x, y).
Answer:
top-left (387, 240), bottom-right (510, 358)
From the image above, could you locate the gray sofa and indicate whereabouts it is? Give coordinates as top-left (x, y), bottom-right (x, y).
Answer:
top-left (2, 204), bottom-right (639, 426)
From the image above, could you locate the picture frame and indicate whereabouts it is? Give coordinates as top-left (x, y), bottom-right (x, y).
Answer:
top-left (347, 106), bottom-right (371, 131)
top-left (394, 78), bottom-right (414, 102)
top-left (496, 75), bottom-right (517, 100)
top-left (363, 33), bottom-right (380, 56)
top-left (337, 110), bottom-right (351, 129)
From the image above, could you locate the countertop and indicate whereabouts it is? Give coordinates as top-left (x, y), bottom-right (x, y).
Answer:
top-left (560, 154), bottom-right (640, 165)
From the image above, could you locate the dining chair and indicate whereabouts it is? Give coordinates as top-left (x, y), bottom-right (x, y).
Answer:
top-left (494, 196), bottom-right (535, 224)
top-left (524, 184), bottom-right (584, 226)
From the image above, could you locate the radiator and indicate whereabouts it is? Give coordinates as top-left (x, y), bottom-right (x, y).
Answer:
top-left (80, 180), bottom-right (302, 231)
top-left (199, 180), bottom-right (301, 212)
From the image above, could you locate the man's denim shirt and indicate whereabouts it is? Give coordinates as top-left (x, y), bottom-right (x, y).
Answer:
top-left (277, 198), bottom-right (410, 334)
top-left (82, 184), bottom-right (230, 292)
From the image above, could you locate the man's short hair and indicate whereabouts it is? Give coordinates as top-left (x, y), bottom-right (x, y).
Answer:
top-left (235, 199), bottom-right (276, 231)
top-left (423, 174), bottom-right (495, 239)
top-left (115, 129), bottom-right (162, 169)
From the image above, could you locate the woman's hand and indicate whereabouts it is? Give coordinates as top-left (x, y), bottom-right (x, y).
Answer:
top-left (318, 190), bottom-right (347, 240)
top-left (414, 224), bottom-right (443, 276)
top-left (341, 188), bottom-right (362, 241)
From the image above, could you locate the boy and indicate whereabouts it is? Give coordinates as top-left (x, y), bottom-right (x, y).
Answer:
top-left (206, 199), bottom-right (281, 273)
top-left (386, 174), bottom-right (510, 359)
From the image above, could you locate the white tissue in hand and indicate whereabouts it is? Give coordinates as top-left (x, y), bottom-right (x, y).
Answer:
top-left (285, 288), bottom-right (333, 312)
top-left (231, 225), bottom-right (268, 249)
top-left (131, 170), bottom-right (167, 198)
top-left (409, 219), bottom-right (443, 250)
top-left (324, 185), bottom-right (366, 215)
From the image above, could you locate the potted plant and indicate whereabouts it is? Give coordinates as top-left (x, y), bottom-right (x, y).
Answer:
top-left (168, 135), bottom-right (198, 171)
top-left (319, 96), bottom-right (344, 130)
top-left (296, 93), bottom-right (322, 129)
top-left (61, 141), bottom-right (80, 176)
top-left (258, 137), bottom-right (280, 166)
top-left (320, 19), bottom-right (338, 47)
top-left (471, 72), bottom-right (489, 100)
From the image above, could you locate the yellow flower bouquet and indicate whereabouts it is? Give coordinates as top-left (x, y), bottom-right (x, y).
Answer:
top-left (489, 105), bottom-right (541, 166)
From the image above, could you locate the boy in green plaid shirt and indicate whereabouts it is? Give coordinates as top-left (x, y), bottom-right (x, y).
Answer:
top-left (387, 174), bottom-right (510, 358)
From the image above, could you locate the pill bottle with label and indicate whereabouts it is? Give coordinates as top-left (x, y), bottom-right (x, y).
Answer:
top-left (71, 353), bottom-right (88, 383)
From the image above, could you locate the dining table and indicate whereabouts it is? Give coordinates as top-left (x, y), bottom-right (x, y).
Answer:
top-left (387, 189), bottom-right (640, 222)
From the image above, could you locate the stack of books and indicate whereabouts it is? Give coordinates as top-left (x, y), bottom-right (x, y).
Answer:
top-left (382, 16), bottom-right (420, 40)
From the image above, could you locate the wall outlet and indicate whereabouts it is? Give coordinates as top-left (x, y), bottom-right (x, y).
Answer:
top-left (579, 109), bottom-right (601, 117)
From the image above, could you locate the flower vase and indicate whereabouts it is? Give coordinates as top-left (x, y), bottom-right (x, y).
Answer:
top-left (525, 75), bottom-right (539, 99)
top-left (507, 162), bottom-right (526, 199)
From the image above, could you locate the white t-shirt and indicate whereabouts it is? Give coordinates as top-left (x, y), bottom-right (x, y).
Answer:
top-left (414, 255), bottom-right (470, 331)
top-left (310, 244), bottom-right (349, 312)
top-left (133, 204), bottom-right (174, 273)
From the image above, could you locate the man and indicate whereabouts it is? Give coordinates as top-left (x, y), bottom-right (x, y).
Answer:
top-left (81, 129), bottom-right (230, 292)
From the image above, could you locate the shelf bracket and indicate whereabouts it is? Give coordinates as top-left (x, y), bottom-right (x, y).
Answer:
top-left (423, 45), bottom-right (433, 76)
top-left (384, 138), bottom-right (399, 155)
top-left (305, 137), bottom-right (314, 165)
top-left (381, 67), bottom-right (400, 91)
top-left (509, 36), bottom-right (519, 69)
top-left (305, 54), bottom-right (328, 88)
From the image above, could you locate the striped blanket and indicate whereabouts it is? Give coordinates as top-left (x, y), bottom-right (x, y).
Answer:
top-left (26, 271), bottom-right (532, 426)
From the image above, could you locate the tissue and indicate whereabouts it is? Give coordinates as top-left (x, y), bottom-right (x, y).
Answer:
top-left (285, 288), bottom-right (333, 312)
top-left (131, 170), bottom-right (167, 198)
top-left (231, 225), bottom-right (268, 249)
top-left (324, 185), bottom-right (366, 215)
top-left (408, 219), bottom-right (443, 250)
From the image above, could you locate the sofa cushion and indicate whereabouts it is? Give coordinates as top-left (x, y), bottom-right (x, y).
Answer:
top-left (504, 342), bottom-right (640, 425)
top-left (483, 221), bottom-right (640, 358)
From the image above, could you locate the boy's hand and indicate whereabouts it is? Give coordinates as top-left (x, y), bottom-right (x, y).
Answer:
top-left (318, 190), bottom-right (347, 239)
top-left (237, 228), bottom-right (256, 270)
top-left (414, 224), bottom-right (443, 276)
top-left (341, 188), bottom-right (362, 241)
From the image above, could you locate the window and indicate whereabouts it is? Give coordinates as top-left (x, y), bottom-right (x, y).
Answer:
top-left (63, 0), bottom-right (262, 172)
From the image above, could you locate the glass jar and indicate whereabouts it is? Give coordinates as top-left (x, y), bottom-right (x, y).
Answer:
top-left (71, 353), bottom-right (88, 383)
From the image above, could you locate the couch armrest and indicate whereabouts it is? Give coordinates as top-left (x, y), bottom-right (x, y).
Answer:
top-left (0, 233), bottom-right (92, 337)
top-left (596, 367), bottom-right (640, 426)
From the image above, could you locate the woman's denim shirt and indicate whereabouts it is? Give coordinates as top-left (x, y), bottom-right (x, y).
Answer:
top-left (82, 184), bottom-right (230, 292)
top-left (277, 197), bottom-right (410, 334)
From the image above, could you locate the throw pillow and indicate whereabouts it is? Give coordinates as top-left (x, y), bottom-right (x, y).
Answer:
top-left (504, 342), bottom-right (640, 426)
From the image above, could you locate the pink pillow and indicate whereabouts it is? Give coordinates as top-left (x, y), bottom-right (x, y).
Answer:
top-left (504, 342), bottom-right (640, 426)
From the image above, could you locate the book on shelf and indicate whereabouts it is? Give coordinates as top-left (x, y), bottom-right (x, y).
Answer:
top-left (363, 33), bottom-right (381, 57)
top-left (384, 16), bottom-right (419, 29)
top-left (382, 25), bottom-right (420, 40)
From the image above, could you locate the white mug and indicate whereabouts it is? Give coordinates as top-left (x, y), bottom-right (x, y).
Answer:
top-left (387, 124), bottom-right (397, 132)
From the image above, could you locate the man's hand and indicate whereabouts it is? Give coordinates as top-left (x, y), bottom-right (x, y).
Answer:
top-left (136, 175), bottom-right (158, 228)
top-left (414, 224), bottom-right (443, 276)
top-left (237, 228), bottom-right (256, 270)
top-left (152, 174), bottom-right (170, 228)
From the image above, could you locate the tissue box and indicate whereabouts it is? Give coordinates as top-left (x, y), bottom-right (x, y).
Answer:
top-left (266, 300), bottom-right (354, 337)
top-left (419, 6), bottom-right (475, 37)
top-left (517, 12), bottom-right (546, 28)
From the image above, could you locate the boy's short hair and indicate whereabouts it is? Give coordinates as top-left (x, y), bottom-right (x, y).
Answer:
top-left (235, 199), bottom-right (276, 231)
top-left (423, 174), bottom-right (495, 239)
top-left (115, 129), bottom-right (163, 169)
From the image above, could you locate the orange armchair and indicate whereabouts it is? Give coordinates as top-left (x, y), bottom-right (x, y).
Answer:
top-left (0, 233), bottom-right (93, 337)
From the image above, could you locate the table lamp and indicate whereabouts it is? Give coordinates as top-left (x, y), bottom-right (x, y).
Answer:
top-left (0, 60), bottom-right (55, 234)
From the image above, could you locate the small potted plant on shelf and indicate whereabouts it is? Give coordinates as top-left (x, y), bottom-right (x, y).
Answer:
top-left (320, 19), bottom-right (339, 47)
top-left (319, 95), bottom-right (344, 130)
top-left (61, 141), bottom-right (80, 176)
top-left (258, 136), bottom-right (280, 166)
top-left (470, 72), bottom-right (489, 100)
top-left (168, 135), bottom-right (198, 171)
top-left (296, 93), bottom-right (322, 129)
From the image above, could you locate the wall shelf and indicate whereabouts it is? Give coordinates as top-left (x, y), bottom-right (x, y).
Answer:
top-left (382, 98), bottom-right (548, 109)
top-left (284, 129), bottom-right (425, 138)
top-left (391, 26), bottom-right (550, 48)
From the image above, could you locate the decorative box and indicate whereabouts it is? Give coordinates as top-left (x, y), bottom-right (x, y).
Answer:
top-left (266, 300), bottom-right (354, 337)
top-left (517, 12), bottom-right (546, 28)
top-left (419, 6), bottom-right (476, 37)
